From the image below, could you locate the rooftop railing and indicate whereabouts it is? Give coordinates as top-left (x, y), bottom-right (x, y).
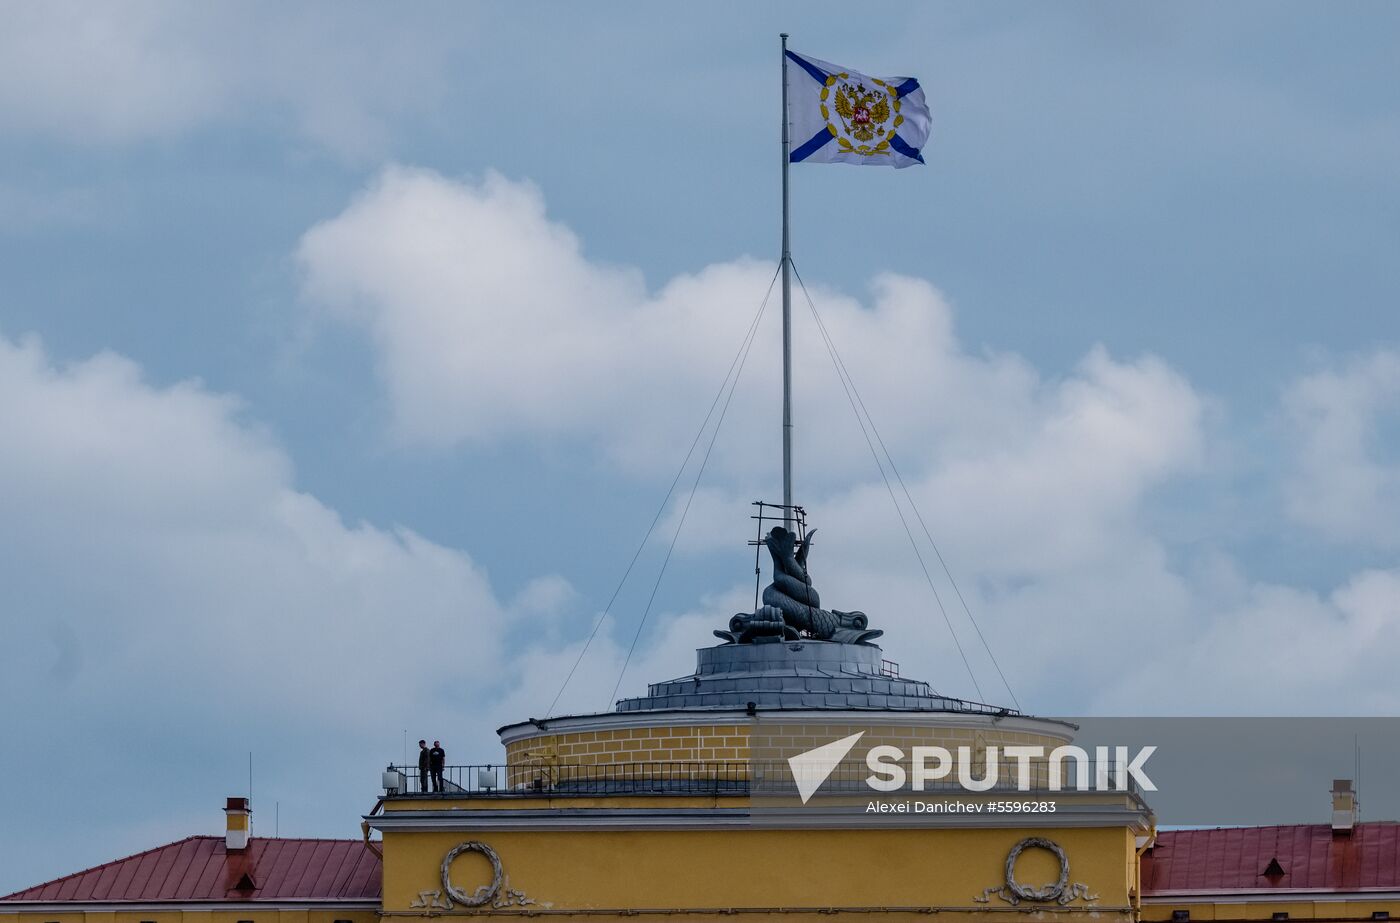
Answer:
top-left (382, 758), bottom-right (1144, 798)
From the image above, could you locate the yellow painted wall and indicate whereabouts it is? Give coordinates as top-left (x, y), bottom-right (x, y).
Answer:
top-left (381, 825), bottom-right (1136, 917)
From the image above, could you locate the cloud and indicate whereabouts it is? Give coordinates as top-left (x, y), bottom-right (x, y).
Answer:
top-left (298, 167), bottom-right (647, 447)
top-left (297, 167), bottom-right (1400, 716)
top-left (294, 166), bottom-right (1208, 705)
top-left (1110, 566), bottom-right (1400, 714)
top-left (0, 3), bottom-right (460, 156)
top-left (0, 332), bottom-right (530, 731)
top-left (6, 164), bottom-right (1400, 894)
top-left (297, 167), bottom-right (1067, 491)
top-left (1285, 350), bottom-right (1400, 547)
top-left (0, 329), bottom-right (582, 891)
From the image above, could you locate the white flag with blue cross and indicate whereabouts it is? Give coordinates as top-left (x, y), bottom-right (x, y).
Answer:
top-left (786, 50), bottom-right (931, 168)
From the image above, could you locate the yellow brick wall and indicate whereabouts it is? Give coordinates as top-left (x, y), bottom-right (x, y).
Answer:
top-left (752, 723), bottom-right (1067, 752)
top-left (506, 724), bottom-right (749, 766)
top-left (503, 719), bottom-right (1072, 789)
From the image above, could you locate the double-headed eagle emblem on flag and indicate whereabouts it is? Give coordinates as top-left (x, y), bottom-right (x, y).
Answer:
top-left (826, 78), bottom-right (897, 155)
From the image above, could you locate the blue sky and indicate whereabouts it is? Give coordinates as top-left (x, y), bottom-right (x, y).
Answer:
top-left (2, 1), bottom-right (1399, 895)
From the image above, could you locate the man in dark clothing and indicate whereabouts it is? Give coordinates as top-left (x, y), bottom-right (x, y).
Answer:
top-left (429, 740), bottom-right (446, 793)
top-left (417, 739), bottom-right (430, 793)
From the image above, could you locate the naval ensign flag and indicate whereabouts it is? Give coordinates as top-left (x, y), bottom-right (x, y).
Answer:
top-left (786, 50), bottom-right (931, 168)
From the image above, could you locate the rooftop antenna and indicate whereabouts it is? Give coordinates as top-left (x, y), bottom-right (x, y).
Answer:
top-left (275, 801), bottom-right (280, 838)
top-left (1355, 733), bottom-right (1361, 818)
top-left (248, 751), bottom-right (253, 836)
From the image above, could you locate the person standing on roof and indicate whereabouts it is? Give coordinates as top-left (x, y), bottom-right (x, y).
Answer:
top-left (429, 740), bottom-right (446, 792)
top-left (417, 739), bottom-right (430, 793)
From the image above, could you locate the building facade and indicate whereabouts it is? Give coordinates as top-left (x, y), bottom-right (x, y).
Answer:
top-left (5, 639), bottom-right (1396, 922)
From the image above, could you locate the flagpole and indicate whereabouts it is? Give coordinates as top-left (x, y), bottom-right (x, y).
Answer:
top-left (780, 32), bottom-right (794, 530)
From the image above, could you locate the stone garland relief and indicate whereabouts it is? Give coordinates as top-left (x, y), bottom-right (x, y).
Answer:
top-left (409, 841), bottom-right (541, 912)
top-left (974, 837), bottom-right (1099, 907)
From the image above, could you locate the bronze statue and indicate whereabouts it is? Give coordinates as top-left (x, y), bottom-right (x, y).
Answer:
top-left (717, 526), bottom-right (881, 645)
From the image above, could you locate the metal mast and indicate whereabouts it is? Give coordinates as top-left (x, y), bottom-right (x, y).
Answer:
top-left (780, 33), bottom-right (794, 529)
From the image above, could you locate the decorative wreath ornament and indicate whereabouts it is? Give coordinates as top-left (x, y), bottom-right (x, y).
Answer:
top-left (1005, 837), bottom-right (1070, 902)
top-left (975, 837), bottom-right (1098, 906)
top-left (441, 841), bottom-right (503, 907)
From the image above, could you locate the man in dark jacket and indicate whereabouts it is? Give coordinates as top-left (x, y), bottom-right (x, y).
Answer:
top-left (429, 741), bottom-right (446, 792)
top-left (417, 739), bottom-right (430, 793)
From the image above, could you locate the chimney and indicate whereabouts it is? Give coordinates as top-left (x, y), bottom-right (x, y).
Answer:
top-left (1331, 779), bottom-right (1358, 835)
top-left (225, 796), bottom-right (251, 850)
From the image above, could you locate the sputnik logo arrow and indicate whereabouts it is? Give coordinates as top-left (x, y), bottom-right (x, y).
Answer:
top-left (787, 731), bottom-right (865, 804)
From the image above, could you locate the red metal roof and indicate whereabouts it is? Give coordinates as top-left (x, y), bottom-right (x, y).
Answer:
top-left (10, 823), bottom-right (1398, 903)
top-left (1143, 822), bottom-right (1400, 893)
top-left (1, 837), bottom-right (381, 903)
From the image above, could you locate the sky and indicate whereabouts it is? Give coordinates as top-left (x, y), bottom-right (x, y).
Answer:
top-left (2, 0), bottom-right (1399, 895)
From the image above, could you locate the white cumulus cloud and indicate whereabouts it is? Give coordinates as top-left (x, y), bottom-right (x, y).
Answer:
top-left (0, 3), bottom-right (460, 156)
top-left (0, 329), bottom-right (581, 890)
top-left (1285, 350), bottom-right (1400, 547)
top-left (296, 166), bottom-right (1400, 716)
